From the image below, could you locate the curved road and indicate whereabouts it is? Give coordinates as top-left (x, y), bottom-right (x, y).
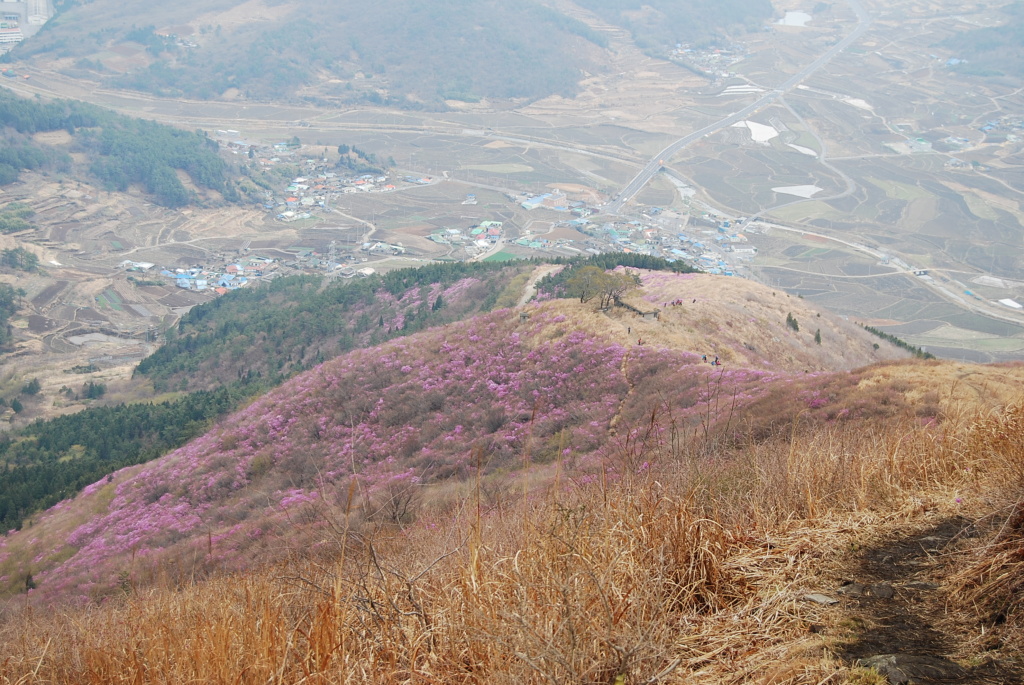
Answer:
top-left (606, 0), bottom-right (871, 214)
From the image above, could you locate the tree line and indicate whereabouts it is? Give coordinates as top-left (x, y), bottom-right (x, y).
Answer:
top-left (0, 283), bottom-right (19, 350)
top-left (536, 252), bottom-right (699, 297)
top-left (862, 325), bottom-right (935, 359)
top-left (1, 247), bottom-right (40, 271)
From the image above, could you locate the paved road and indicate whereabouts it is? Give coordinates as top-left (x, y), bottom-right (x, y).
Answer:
top-left (606, 0), bottom-right (871, 214)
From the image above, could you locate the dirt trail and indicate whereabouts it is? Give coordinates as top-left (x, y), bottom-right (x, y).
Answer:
top-left (831, 519), bottom-right (1022, 684)
top-left (516, 264), bottom-right (563, 307)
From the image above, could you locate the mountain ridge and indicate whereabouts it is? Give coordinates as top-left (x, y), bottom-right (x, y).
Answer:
top-left (10, 0), bottom-right (773, 107)
top-left (0, 270), bottom-right (920, 602)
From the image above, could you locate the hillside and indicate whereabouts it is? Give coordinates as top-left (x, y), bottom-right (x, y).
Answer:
top-left (0, 270), bottom-right (906, 602)
top-left (941, 1), bottom-right (1024, 79)
top-left (0, 270), bottom-right (1023, 681)
top-left (10, 0), bottom-right (773, 107)
top-left (0, 261), bottom-right (540, 532)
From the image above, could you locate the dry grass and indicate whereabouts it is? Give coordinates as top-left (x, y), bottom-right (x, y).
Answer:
top-left (2, 385), bottom-right (1022, 683)
top-left (942, 403), bottom-right (1024, 657)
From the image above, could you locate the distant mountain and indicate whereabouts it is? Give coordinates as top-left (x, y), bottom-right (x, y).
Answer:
top-left (941, 2), bottom-right (1024, 79)
top-left (13, 0), bottom-right (773, 107)
top-left (0, 269), bottom-right (908, 603)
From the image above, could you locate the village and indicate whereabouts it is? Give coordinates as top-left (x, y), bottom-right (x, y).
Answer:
top-left (110, 129), bottom-right (759, 301)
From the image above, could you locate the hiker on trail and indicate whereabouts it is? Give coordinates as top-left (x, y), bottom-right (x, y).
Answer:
top-left (627, 327), bottom-right (631, 334)
top-left (702, 354), bottom-right (707, 362)
top-left (638, 338), bottom-right (643, 346)
top-left (713, 355), bottom-right (720, 366)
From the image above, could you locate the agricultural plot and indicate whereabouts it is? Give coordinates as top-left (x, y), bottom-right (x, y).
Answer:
top-left (96, 290), bottom-right (124, 312)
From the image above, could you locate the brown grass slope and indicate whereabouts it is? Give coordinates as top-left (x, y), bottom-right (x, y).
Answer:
top-left (0, 273), bottom-right (1023, 683)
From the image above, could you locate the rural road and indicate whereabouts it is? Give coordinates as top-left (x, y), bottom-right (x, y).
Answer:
top-left (606, 0), bottom-right (871, 214)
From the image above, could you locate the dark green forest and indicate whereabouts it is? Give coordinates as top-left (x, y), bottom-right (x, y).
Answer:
top-left (14, 0), bottom-right (770, 107)
top-left (0, 88), bottom-right (228, 206)
top-left (0, 387), bottom-right (244, 531)
top-left (941, 2), bottom-right (1024, 78)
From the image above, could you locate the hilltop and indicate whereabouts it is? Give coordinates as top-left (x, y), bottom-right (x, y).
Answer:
top-left (0, 269), bottom-right (1023, 682)
top-left (10, 0), bottom-right (772, 107)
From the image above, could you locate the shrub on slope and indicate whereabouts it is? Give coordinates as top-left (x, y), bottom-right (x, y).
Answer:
top-left (0, 265), bottom-right (532, 533)
top-left (2, 274), bottom-right (1007, 604)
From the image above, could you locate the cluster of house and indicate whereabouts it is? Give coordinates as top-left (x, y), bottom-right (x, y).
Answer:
top-left (215, 134), bottom-right (426, 220)
top-left (979, 117), bottom-right (1023, 143)
top-left (273, 171), bottom-right (401, 220)
top-left (120, 258), bottom-right (275, 295)
top-left (560, 210), bottom-right (756, 276)
top-left (429, 221), bottom-right (504, 255)
top-left (670, 43), bottom-right (748, 79)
